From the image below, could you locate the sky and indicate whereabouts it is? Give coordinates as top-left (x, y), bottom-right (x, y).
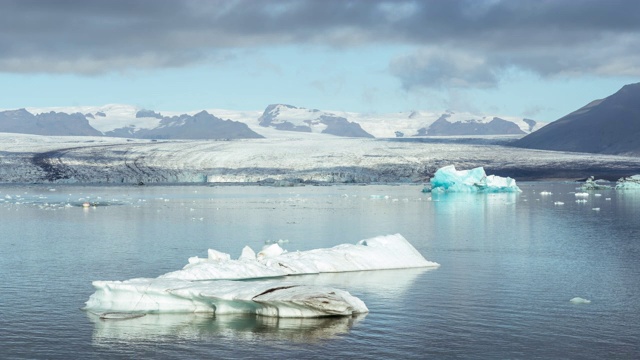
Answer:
top-left (1, 0), bottom-right (639, 122)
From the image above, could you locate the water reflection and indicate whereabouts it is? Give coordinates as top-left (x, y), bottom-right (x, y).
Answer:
top-left (430, 192), bottom-right (519, 212)
top-left (88, 312), bottom-right (366, 345)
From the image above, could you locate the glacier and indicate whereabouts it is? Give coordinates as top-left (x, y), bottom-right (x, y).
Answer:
top-left (429, 165), bottom-right (521, 193)
top-left (3, 132), bottom-right (640, 184)
top-left (84, 234), bottom-right (439, 318)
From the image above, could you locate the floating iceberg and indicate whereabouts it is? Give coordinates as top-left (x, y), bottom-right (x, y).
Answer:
top-left (569, 297), bottom-right (591, 304)
top-left (580, 176), bottom-right (612, 190)
top-left (84, 234), bottom-right (438, 318)
top-left (85, 278), bottom-right (367, 318)
top-left (161, 233), bottom-right (439, 280)
top-left (615, 174), bottom-right (640, 190)
top-left (429, 165), bottom-right (521, 193)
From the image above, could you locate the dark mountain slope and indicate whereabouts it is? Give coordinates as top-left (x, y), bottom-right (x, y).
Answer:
top-left (512, 83), bottom-right (640, 155)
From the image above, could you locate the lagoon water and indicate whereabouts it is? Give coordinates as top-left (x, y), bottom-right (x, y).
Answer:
top-left (1, 183), bottom-right (639, 359)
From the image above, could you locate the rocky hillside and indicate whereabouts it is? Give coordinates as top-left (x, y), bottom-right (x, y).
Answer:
top-left (512, 83), bottom-right (640, 155)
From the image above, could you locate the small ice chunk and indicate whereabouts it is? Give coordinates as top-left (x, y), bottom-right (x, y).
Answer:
top-left (581, 176), bottom-right (612, 190)
top-left (570, 297), bottom-right (591, 304)
top-left (239, 246), bottom-right (256, 261)
top-left (576, 199), bottom-right (587, 203)
top-left (258, 243), bottom-right (285, 259)
top-left (207, 249), bottom-right (231, 261)
top-left (592, 208), bottom-right (600, 211)
top-left (575, 192), bottom-right (589, 197)
top-left (539, 191), bottom-right (553, 195)
top-left (554, 201), bottom-right (564, 205)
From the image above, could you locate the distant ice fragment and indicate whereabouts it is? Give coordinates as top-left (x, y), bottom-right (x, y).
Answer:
top-left (581, 176), bottom-right (612, 190)
top-left (539, 191), bottom-right (553, 195)
top-left (615, 174), bottom-right (640, 190)
top-left (570, 297), bottom-right (591, 304)
top-left (574, 192), bottom-right (589, 197)
top-left (429, 165), bottom-right (521, 193)
top-left (554, 201), bottom-right (564, 205)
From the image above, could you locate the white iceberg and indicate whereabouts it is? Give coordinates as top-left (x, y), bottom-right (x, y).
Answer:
top-left (85, 278), bottom-right (368, 318)
top-left (581, 176), bottom-right (612, 190)
top-left (569, 297), bottom-right (591, 304)
top-left (84, 234), bottom-right (438, 318)
top-left (615, 174), bottom-right (640, 190)
top-left (160, 233), bottom-right (438, 280)
top-left (429, 165), bottom-right (521, 193)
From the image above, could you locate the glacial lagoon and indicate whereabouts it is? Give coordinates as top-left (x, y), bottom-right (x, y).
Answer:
top-left (1, 183), bottom-right (639, 359)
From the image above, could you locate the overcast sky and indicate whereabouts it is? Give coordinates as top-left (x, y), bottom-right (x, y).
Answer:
top-left (1, 0), bottom-right (639, 121)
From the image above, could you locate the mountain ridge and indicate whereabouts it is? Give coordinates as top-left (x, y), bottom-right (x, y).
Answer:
top-left (512, 82), bottom-right (640, 155)
top-left (0, 103), bottom-right (545, 140)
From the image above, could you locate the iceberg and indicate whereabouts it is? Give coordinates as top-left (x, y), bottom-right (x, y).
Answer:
top-left (84, 234), bottom-right (438, 318)
top-left (85, 278), bottom-right (367, 318)
top-left (161, 233), bottom-right (439, 280)
top-left (569, 297), bottom-right (591, 304)
top-left (580, 176), bottom-right (612, 190)
top-left (615, 174), bottom-right (640, 190)
top-left (429, 165), bottom-right (521, 193)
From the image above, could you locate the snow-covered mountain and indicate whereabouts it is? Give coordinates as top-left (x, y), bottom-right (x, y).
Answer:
top-left (16, 105), bottom-right (262, 140)
top-left (351, 110), bottom-right (544, 138)
top-left (258, 104), bottom-right (374, 138)
top-left (256, 104), bottom-right (544, 138)
top-left (0, 108), bottom-right (102, 136)
top-left (5, 103), bottom-right (545, 140)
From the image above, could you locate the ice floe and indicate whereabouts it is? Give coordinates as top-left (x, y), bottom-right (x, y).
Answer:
top-left (428, 165), bottom-right (521, 193)
top-left (84, 234), bottom-right (438, 318)
top-left (616, 174), bottom-right (640, 190)
top-left (580, 176), bottom-right (612, 191)
top-left (569, 297), bottom-right (591, 304)
top-left (85, 278), bottom-right (368, 318)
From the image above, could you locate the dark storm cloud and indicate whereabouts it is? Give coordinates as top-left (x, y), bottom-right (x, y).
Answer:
top-left (1, 0), bottom-right (639, 86)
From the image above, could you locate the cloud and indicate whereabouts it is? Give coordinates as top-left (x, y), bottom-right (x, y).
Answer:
top-left (389, 48), bottom-right (501, 89)
top-left (1, 0), bottom-right (640, 85)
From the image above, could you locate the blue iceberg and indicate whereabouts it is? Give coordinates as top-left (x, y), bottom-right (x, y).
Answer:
top-left (429, 165), bottom-right (521, 193)
top-left (615, 175), bottom-right (640, 190)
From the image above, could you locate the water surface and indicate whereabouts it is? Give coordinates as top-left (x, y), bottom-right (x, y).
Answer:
top-left (1, 183), bottom-right (639, 359)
